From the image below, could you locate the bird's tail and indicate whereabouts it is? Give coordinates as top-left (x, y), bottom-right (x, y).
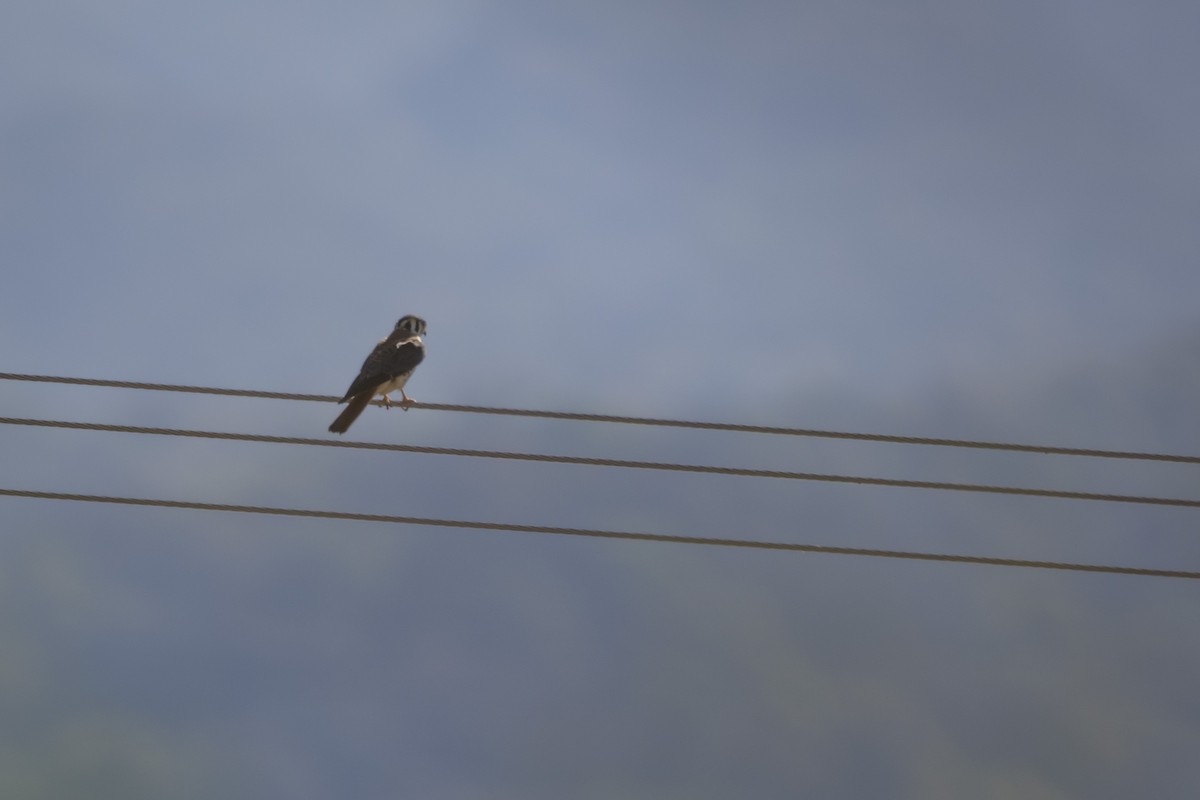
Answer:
top-left (328, 391), bottom-right (373, 434)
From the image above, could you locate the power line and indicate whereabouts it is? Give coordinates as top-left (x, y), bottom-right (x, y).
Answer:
top-left (0, 372), bottom-right (334, 402)
top-left (5, 416), bottom-right (1199, 509)
top-left (3, 372), bottom-right (1196, 464)
top-left (2, 487), bottom-right (1195, 580)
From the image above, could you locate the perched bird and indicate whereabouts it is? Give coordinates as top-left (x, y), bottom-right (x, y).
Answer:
top-left (329, 315), bottom-right (426, 434)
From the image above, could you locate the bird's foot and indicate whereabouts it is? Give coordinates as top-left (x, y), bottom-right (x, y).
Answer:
top-left (400, 392), bottom-right (414, 411)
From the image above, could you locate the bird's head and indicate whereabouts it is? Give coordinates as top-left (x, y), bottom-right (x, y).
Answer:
top-left (396, 315), bottom-right (427, 337)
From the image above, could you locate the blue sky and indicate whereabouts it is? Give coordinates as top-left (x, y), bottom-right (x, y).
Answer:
top-left (2, 2), bottom-right (1200, 797)
top-left (5, 1), bottom-right (1198, 409)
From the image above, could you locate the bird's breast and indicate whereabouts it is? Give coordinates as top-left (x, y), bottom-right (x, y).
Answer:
top-left (375, 373), bottom-right (411, 396)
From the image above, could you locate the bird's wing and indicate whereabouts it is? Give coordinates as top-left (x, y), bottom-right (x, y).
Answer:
top-left (337, 334), bottom-right (425, 402)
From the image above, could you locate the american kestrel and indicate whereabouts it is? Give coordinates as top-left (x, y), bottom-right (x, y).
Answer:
top-left (328, 314), bottom-right (426, 434)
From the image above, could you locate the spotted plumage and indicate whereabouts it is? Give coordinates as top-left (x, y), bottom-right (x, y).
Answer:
top-left (328, 315), bottom-right (426, 434)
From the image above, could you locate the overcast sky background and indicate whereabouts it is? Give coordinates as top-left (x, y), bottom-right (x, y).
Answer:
top-left (2, 2), bottom-right (1200, 798)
